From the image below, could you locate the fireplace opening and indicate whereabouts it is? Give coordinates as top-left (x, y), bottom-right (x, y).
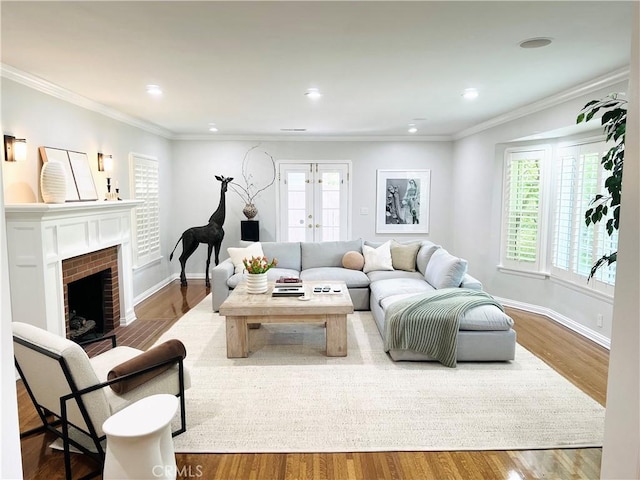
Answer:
top-left (63, 246), bottom-right (120, 341)
top-left (67, 270), bottom-right (110, 341)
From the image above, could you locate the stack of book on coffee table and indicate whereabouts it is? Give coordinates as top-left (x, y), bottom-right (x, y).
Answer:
top-left (272, 277), bottom-right (304, 297)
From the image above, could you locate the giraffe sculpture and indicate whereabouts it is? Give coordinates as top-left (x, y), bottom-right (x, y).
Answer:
top-left (169, 175), bottom-right (233, 288)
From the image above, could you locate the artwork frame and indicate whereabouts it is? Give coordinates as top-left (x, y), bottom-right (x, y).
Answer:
top-left (40, 147), bottom-right (98, 201)
top-left (376, 169), bottom-right (430, 234)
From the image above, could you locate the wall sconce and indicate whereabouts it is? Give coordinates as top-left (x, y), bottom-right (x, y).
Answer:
top-left (4, 135), bottom-right (27, 162)
top-left (97, 153), bottom-right (113, 172)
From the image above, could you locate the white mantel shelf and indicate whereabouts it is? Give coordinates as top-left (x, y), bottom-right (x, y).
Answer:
top-left (5, 199), bottom-right (143, 217)
top-left (5, 200), bottom-right (143, 336)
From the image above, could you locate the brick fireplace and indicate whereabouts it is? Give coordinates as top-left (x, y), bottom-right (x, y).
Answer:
top-left (4, 201), bottom-right (141, 337)
top-left (63, 246), bottom-right (120, 338)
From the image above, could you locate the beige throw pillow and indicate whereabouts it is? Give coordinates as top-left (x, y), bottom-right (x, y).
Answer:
top-left (342, 251), bottom-right (365, 270)
top-left (227, 242), bottom-right (264, 274)
top-left (390, 240), bottom-right (421, 272)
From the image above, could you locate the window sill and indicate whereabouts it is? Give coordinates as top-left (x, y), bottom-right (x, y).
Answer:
top-left (549, 275), bottom-right (614, 303)
top-left (497, 266), bottom-right (550, 280)
top-left (497, 265), bottom-right (614, 303)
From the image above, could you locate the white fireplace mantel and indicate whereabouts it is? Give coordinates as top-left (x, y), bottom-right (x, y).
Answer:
top-left (5, 200), bottom-right (142, 336)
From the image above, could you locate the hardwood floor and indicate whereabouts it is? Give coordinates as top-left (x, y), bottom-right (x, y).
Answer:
top-left (15, 280), bottom-right (608, 479)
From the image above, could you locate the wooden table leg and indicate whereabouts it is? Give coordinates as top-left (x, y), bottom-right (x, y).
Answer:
top-left (226, 316), bottom-right (249, 358)
top-left (325, 314), bottom-right (347, 357)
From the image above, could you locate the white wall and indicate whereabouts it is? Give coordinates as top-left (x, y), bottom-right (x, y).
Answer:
top-left (169, 140), bottom-right (453, 276)
top-left (1, 79), bottom-right (174, 299)
top-left (451, 80), bottom-right (629, 343)
top-left (0, 136), bottom-right (23, 478)
top-left (601, 3), bottom-right (640, 477)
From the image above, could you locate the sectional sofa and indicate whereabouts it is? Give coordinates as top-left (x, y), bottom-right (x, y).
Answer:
top-left (211, 239), bottom-right (516, 362)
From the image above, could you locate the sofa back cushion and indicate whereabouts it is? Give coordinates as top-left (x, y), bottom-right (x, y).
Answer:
top-left (424, 248), bottom-right (468, 289)
top-left (301, 239), bottom-right (362, 270)
top-left (416, 241), bottom-right (440, 275)
top-left (240, 241), bottom-right (301, 271)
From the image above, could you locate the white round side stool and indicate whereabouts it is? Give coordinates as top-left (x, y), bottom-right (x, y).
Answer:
top-left (102, 394), bottom-right (179, 480)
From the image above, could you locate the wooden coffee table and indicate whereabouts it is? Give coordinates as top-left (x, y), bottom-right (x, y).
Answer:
top-left (219, 281), bottom-right (354, 358)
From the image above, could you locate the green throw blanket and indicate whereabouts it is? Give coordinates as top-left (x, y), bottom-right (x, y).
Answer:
top-left (383, 288), bottom-right (505, 368)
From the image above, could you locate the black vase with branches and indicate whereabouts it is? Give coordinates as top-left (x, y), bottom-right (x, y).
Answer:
top-left (228, 145), bottom-right (276, 220)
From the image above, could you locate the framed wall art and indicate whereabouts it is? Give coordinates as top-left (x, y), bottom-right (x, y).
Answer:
top-left (40, 147), bottom-right (98, 201)
top-left (376, 169), bottom-right (430, 234)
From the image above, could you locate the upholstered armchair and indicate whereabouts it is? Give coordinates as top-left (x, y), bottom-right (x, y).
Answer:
top-left (12, 322), bottom-right (190, 480)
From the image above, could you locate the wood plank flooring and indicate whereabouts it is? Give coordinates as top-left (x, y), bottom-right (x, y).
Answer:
top-left (14, 280), bottom-right (608, 479)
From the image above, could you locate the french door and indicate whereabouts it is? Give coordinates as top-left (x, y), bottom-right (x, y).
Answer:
top-left (277, 162), bottom-right (350, 242)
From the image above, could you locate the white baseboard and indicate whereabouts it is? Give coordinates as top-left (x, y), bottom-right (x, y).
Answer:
top-left (495, 296), bottom-right (611, 350)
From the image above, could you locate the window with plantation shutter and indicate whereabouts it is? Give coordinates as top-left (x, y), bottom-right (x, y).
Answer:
top-left (500, 147), bottom-right (547, 272)
top-left (130, 153), bottom-right (160, 267)
top-left (552, 141), bottom-right (616, 293)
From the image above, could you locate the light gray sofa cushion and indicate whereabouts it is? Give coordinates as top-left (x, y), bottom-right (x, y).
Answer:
top-left (424, 248), bottom-right (468, 289)
top-left (240, 241), bottom-right (301, 271)
top-left (369, 278), bottom-right (434, 303)
top-left (301, 239), bottom-right (362, 269)
top-left (379, 293), bottom-right (513, 331)
top-left (300, 267), bottom-right (370, 288)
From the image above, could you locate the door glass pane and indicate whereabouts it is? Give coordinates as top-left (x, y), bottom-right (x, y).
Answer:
top-left (285, 171), bottom-right (309, 241)
top-left (319, 172), bottom-right (341, 241)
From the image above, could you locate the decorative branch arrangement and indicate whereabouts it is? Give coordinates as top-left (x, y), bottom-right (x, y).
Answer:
top-left (576, 93), bottom-right (627, 280)
top-left (228, 145), bottom-right (276, 217)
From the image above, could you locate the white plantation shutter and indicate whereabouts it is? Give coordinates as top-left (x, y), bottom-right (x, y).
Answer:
top-left (552, 141), bottom-right (616, 291)
top-left (500, 148), bottom-right (546, 272)
top-left (131, 154), bottom-right (160, 266)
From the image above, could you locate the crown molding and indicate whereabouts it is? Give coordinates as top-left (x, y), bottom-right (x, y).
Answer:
top-left (453, 66), bottom-right (630, 141)
top-left (1, 64), bottom-right (173, 139)
top-left (173, 133), bottom-right (453, 142)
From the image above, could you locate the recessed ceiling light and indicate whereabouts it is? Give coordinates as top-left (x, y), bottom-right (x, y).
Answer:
top-left (305, 88), bottom-right (322, 100)
top-left (408, 124), bottom-right (418, 134)
top-left (519, 37), bottom-right (553, 49)
top-left (462, 88), bottom-right (479, 100)
top-left (208, 124), bottom-right (218, 132)
top-left (146, 84), bottom-right (162, 96)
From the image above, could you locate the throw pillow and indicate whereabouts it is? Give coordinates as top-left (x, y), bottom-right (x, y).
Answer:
top-left (227, 242), bottom-right (264, 274)
top-left (108, 339), bottom-right (187, 394)
top-left (362, 241), bottom-right (394, 274)
top-left (424, 248), bottom-right (468, 289)
top-left (342, 251), bottom-right (365, 270)
top-left (390, 240), bottom-right (421, 272)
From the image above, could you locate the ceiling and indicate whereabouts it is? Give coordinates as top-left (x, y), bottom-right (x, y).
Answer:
top-left (0, 1), bottom-right (633, 139)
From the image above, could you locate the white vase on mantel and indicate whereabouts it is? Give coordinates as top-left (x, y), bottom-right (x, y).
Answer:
top-left (40, 161), bottom-right (67, 204)
top-left (245, 272), bottom-right (268, 294)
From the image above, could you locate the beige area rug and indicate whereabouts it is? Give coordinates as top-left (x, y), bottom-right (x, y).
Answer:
top-left (155, 294), bottom-right (605, 453)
